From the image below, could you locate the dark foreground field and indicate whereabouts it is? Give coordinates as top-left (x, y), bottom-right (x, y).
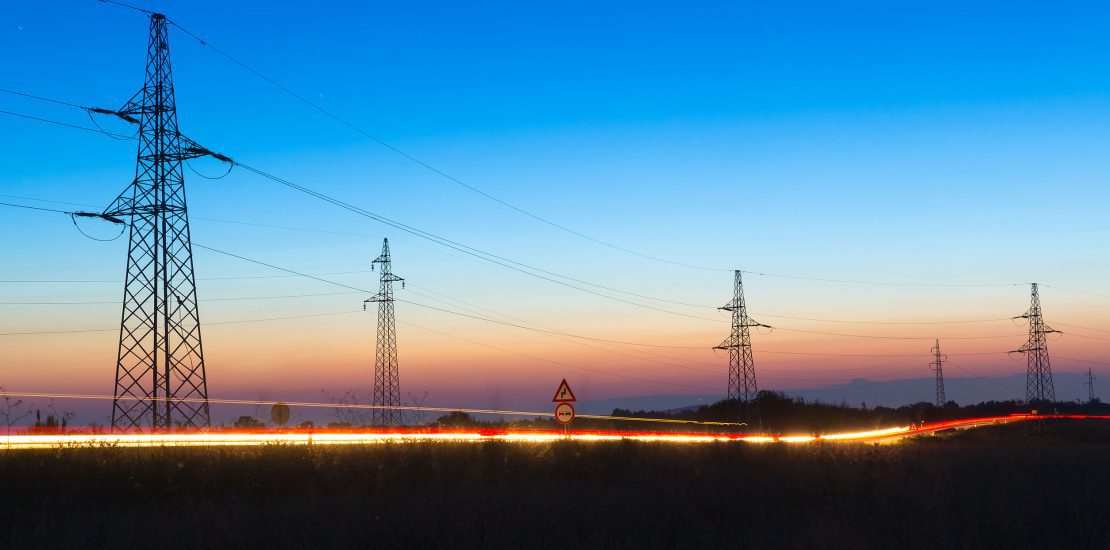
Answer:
top-left (3, 421), bottom-right (1109, 549)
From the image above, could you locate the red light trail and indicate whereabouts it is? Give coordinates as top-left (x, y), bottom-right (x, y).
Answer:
top-left (1, 414), bottom-right (1106, 450)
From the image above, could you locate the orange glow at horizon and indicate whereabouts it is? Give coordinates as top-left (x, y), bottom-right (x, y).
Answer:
top-left (1, 287), bottom-right (1107, 406)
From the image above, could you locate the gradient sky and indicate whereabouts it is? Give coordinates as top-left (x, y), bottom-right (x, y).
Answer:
top-left (2, 1), bottom-right (1109, 420)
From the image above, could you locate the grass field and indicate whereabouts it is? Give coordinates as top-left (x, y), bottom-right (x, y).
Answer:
top-left (2, 420), bottom-right (1108, 549)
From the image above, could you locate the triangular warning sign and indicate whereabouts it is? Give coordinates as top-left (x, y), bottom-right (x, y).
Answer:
top-left (552, 379), bottom-right (577, 403)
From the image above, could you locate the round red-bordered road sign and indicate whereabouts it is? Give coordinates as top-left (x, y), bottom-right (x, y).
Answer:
top-left (554, 402), bottom-right (575, 425)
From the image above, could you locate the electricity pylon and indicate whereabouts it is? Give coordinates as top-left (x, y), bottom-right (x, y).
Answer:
top-left (86, 14), bottom-right (227, 430)
top-left (1086, 368), bottom-right (1097, 403)
top-left (365, 238), bottom-right (404, 426)
top-left (1013, 283), bottom-right (1058, 404)
top-left (929, 339), bottom-right (947, 408)
top-left (715, 270), bottom-right (769, 414)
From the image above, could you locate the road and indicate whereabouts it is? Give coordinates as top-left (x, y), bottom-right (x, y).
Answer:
top-left (2, 414), bottom-right (1107, 449)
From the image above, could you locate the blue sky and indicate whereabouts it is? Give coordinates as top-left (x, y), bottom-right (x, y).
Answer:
top-left (1, 1), bottom-right (1109, 415)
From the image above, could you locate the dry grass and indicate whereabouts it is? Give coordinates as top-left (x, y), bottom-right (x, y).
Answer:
top-left (1, 421), bottom-right (1108, 549)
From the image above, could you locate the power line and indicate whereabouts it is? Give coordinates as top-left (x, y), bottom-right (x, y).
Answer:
top-left (194, 243), bottom-right (369, 293)
top-left (0, 231), bottom-right (1048, 346)
top-left (0, 193), bottom-right (97, 208)
top-left (203, 270), bottom-right (368, 281)
top-left (160, 17), bottom-right (1053, 288)
top-left (1042, 284), bottom-right (1110, 300)
top-left (397, 299), bottom-right (706, 350)
top-left (399, 295), bottom-right (722, 376)
top-left (757, 349), bottom-right (932, 358)
top-left (95, 0), bottom-right (155, 16)
top-left (0, 270), bottom-right (372, 284)
top-left (0, 189), bottom-right (1075, 330)
top-left (404, 283), bottom-right (725, 373)
top-left (227, 163), bottom-right (1056, 328)
top-left (6, 243), bottom-right (725, 377)
top-left (161, 17), bottom-right (731, 274)
top-left (0, 201), bottom-right (72, 215)
top-left (1055, 356), bottom-right (1110, 368)
top-left (193, 216), bottom-right (372, 238)
top-left (0, 310), bottom-right (361, 337)
top-left (231, 161), bottom-right (720, 320)
top-left (190, 245), bottom-right (1037, 371)
top-left (0, 109), bottom-right (135, 140)
top-left (0, 102), bottom-right (1088, 297)
top-left (207, 310), bottom-right (359, 327)
top-left (193, 243), bottom-right (712, 349)
top-left (7, 98), bottom-right (1110, 344)
top-left (750, 312), bottom-right (1014, 326)
top-left (1054, 321), bottom-right (1110, 334)
top-left (0, 291), bottom-right (361, 306)
top-left (3, 190), bottom-right (1031, 327)
top-left (0, 188), bottom-right (530, 270)
top-left (398, 319), bottom-right (719, 392)
top-left (0, 327), bottom-right (116, 337)
top-left (1060, 332), bottom-right (1110, 343)
top-left (0, 87), bottom-right (89, 109)
top-left (768, 356), bottom-right (921, 374)
top-left (197, 245), bottom-right (1032, 348)
top-left (0, 185), bottom-right (1082, 345)
top-left (947, 363), bottom-right (1024, 392)
top-left (5, 88), bottom-right (1105, 296)
top-left (740, 270), bottom-right (1023, 288)
top-left (774, 326), bottom-right (1025, 341)
top-left (0, 221), bottom-right (1049, 371)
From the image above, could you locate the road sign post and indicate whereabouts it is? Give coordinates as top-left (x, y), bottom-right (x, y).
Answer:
top-left (270, 402), bottom-right (290, 428)
top-left (555, 402), bottom-right (575, 425)
top-left (552, 379), bottom-right (576, 403)
top-left (552, 379), bottom-right (577, 433)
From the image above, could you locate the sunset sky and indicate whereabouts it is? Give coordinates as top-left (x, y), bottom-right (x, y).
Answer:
top-left (2, 1), bottom-right (1109, 421)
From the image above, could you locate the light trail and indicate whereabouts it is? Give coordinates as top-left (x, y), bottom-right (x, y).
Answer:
top-left (0, 391), bottom-right (745, 427)
top-left (1, 414), bottom-right (1107, 450)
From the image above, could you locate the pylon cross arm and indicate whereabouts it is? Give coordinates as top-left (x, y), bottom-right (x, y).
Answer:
top-left (177, 133), bottom-right (232, 163)
top-left (714, 338), bottom-right (738, 350)
top-left (110, 88), bottom-right (145, 120)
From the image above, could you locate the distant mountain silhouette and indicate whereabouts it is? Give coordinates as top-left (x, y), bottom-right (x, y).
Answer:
top-left (576, 372), bottom-right (1095, 414)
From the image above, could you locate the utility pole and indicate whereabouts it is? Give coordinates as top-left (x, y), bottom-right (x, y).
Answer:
top-left (365, 238), bottom-right (404, 426)
top-left (86, 14), bottom-right (227, 431)
top-left (1013, 283), bottom-right (1059, 404)
top-left (714, 270), bottom-right (769, 420)
top-left (929, 339), bottom-right (946, 408)
top-left (1086, 368), bottom-right (1097, 403)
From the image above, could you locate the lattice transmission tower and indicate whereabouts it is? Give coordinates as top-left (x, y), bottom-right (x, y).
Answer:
top-left (364, 238), bottom-right (405, 426)
top-left (85, 14), bottom-right (227, 430)
top-left (1086, 368), bottom-right (1097, 403)
top-left (715, 270), bottom-right (769, 408)
top-left (929, 339), bottom-right (947, 408)
top-left (1013, 283), bottom-right (1059, 404)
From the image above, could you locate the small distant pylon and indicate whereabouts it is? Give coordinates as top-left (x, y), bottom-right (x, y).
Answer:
top-left (714, 270), bottom-right (769, 417)
top-left (929, 339), bottom-right (947, 408)
top-left (1085, 368), bottom-right (1097, 403)
top-left (364, 238), bottom-right (404, 426)
top-left (1013, 283), bottom-right (1059, 404)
